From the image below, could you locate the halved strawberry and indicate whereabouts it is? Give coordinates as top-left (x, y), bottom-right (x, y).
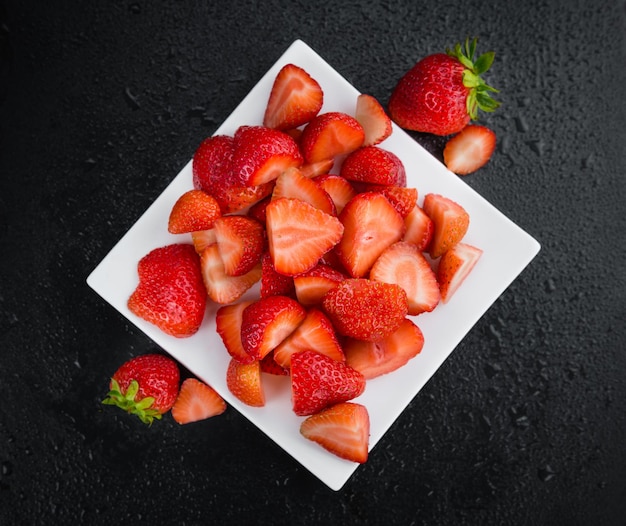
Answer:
top-left (369, 241), bottom-right (440, 315)
top-left (443, 124), bottom-right (496, 175)
top-left (293, 262), bottom-right (345, 306)
top-left (263, 63), bottom-right (324, 131)
top-left (291, 350), bottom-right (365, 416)
top-left (375, 185), bottom-right (417, 218)
top-left (355, 93), bottom-right (393, 147)
top-left (191, 228), bottom-right (217, 254)
top-left (312, 174), bottom-right (356, 215)
top-left (259, 351), bottom-right (289, 376)
top-left (272, 167), bottom-right (336, 215)
top-left (213, 215), bottom-right (265, 276)
top-left (336, 192), bottom-right (405, 278)
top-left (226, 358), bottom-right (265, 407)
top-left (344, 318), bottom-right (424, 379)
top-left (437, 242), bottom-right (483, 303)
top-left (300, 158), bottom-right (334, 178)
top-left (260, 251), bottom-right (295, 299)
top-left (240, 295), bottom-right (307, 360)
top-left (273, 308), bottom-right (344, 369)
top-left (402, 204), bottom-right (433, 251)
top-left (171, 378), bottom-right (227, 424)
top-left (299, 112), bottom-right (365, 164)
top-left (300, 402), bottom-right (370, 463)
top-left (246, 195), bottom-right (272, 224)
top-left (266, 197), bottom-right (344, 276)
top-left (422, 193), bottom-right (470, 258)
top-left (168, 189), bottom-right (222, 234)
top-left (216, 301), bottom-right (255, 364)
top-left (340, 146), bottom-right (406, 187)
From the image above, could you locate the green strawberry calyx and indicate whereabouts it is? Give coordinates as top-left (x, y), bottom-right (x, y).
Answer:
top-left (447, 37), bottom-right (501, 120)
top-left (102, 378), bottom-right (162, 425)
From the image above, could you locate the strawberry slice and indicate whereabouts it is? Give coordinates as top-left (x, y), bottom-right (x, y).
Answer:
top-left (336, 192), bottom-right (405, 278)
top-left (369, 241), bottom-right (440, 315)
top-left (266, 197), bottom-right (344, 276)
top-left (291, 350), bottom-right (365, 416)
top-left (226, 358), bottom-right (265, 407)
top-left (355, 93), bottom-right (393, 147)
top-left (443, 124), bottom-right (496, 175)
top-left (340, 146), bottom-right (406, 187)
top-left (259, 251), bottom-right (295, 299)
top-left (300, 402), bottom-right (370, 463)
top-left (190, 228), bottom-right (217, 254)
top-left (213, 215), bottom-right (266, 276)
top-left (312, 174), bottom-right (356, 215)
top-left (272, 167), bottom-right (336, 215)
top-left (216, 301), bottom-right (255, 364)
top-left (273, 308), bottom-right (344, 369)
top-left (423, 193), bottom-right (470, 258)
top-left (344, 318), bottom-right (424, 379)
top-left (300, 158), bottom-right (334, 178)
top-left (437, 242), bottom-right (483, 303)
top-left (263, 63), bottom-right (324, 131)
top-left (240, 295), bottom-right (307, 360)
top-left (375, 185), bottom-right (417, 218)
top-left (171, 378), bottom-right (227, 424)
top-left (300, 112), bottom-right (365, 164)
top-left (402, 204), bottom-right (433, 251)
top-left (168, 189), bottom-right (222, 234)
top-left (259, 351), bottom-right (289, 376)
top-left (293, 263), bottom-right (345, 306)
top-left (247, 195), bottom-right (271, 224)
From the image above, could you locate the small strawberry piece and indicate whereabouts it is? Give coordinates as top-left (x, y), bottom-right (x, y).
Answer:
top-left (247, 195), bottom-right (272, 224)
top-left (226, 358), bottom-right (265, 407)
top-left (313, 174), bottom-right (355, 215)
top-left (259, 351), bottom-right (289, 376)
top-left (437, 242), bottom-right (483, 303)
top-left (375, 185), bottom-right (417, 218)
top-left (293, 263), bottom-right (345, 306)
top-left (336, 192), bottom-right (405, 278)
top-left (240, 295), bottom-right (307, 360)
top-left (344, 318), bottom-right (424, 379)
top-left (300, 158), bottom-right (334, 178)
top-left (300, 112), bottom-right (365, 164)
top-left (340, 146), bottom-right (406, 187)
top-left (272, 167), bottom-right (336, 215)
top-left (191, 228), bottom-right (217, 254)
top-left (260, 252), bottom-right (295, 299)
top-left (402, 205), bottom-right (433, 251)
top-left (422, 193), bottom-right (470, 258)
top-left (102, 353), bottom-right (180, 425)
top-left (168, 189), bottom-right (222, 234)
top-left (213, 215), bottom-right (266, 276)
top-left (128, 244), bottom-right (206, 338)
top-left (355, 93), bottom-right (393, 146)
top-left (273, 308), bottom-right (344, 369)
top-left (171, 378), bottom-right (227, 424)
top-left (322, 278), bottom-right (409, 341)
top-left (369, 241), bottom-right (440, 315)
top-left (291, 350), bottom-right (365, 416)
top-left (216, 301), bottom-right (255, 364)
top-left (443, 124), bottom-right (496, 175)
top-left (231, 125), bottom-right (303, 187)
top-left (266, 197), bottom-right (344, 276)
top-left (263, 63), bottom-right (324, 131)
top-left (300, 402), bottom-right (370, 463)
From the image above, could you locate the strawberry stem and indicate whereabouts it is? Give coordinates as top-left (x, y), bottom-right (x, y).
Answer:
top-left (102, 379), bottom-right (162, 425)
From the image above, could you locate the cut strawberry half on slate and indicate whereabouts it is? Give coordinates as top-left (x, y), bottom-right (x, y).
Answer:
top-left (443, 124), bottom-right (496, 175)
top-left (171, 378), bottom-right (227, 424)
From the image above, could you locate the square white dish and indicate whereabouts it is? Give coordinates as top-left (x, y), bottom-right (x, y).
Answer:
top-left (87, 39), bottom-right (540, 491)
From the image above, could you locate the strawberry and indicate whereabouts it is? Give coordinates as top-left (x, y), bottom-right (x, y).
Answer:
top-left (273, 308), bottom-right (344, 369)
top-left (190, 228), bottom-right (217, 254)
top-left (355, 93), bottom-right (393, 146)
top-left (263, 63), bottom-right (324, 131)
top-left (340, 146), bottom-right (406, 187)
top-left (216, 300), bottom-right (255, 364)
top-left (313, 174), bottom-right (356, 215)
top-left (336, 192), bottom-right (405, 278)
top-left (259, 351), bottom-right (289, 376)
top-left (290, 350), bottom-right (365, 416)
top-left (402, 204), bottom-right (433, 251)
top-left (437, 242), bottom-right (483, 303)
top-left (344, 318), bottom-right (424, 379)
top-left (322, 278), bottom-right (409, 341)
top-left (375, 185), bottom-right (417, 218)
top-left (168, 189), bottom-right (222, 234)
top-left (259, 251), bottom-right (296, 298)
top-left (247, 195), bottom-right (271, 224)
top-left (226, 358), bottom-right (265, 407)
top-left (272, 167), bottom-right (336, 215)
top-left (231, 125), bottom-right (303, 187)
top-left (299, 158), bottom-right (334, 178)
top-left (102, 353), bottom-right (180, 424)
top-left (422, 193), bottom-right (470, 258)
top-left (369, 241), bottom-right (440, 315)
top-left (443, 124), bottom-right (496, 175)
top-left (293, 262), bottom-right (345, 306)
top-left (266, 197), bottom-right (344, 276)
top-left (213, 215), bottom-right (266, 276)
top-left (128, 244), bottom-right (206, 337)
top-left (300, 402), bottom-right (370, 463)
top-left (240, 295), bottom-right (307, 360)
top-left (299, 112), bottom-right (365, 164)
top-left (171, 378), bottom-right (227, 424)
top-left (388, 38), bottom-right (500, 136)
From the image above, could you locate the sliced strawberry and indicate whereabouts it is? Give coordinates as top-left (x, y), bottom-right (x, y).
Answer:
top-left (340, 146), bottom-right (406, 187)
top-left (272, 167), bottom-right (336, 215)
top-left (246, 195), bottom-right (272, 224)
top-left (375, 185), bottom-right (417, 218)
top-left (216, 301), bottom-right (255, 364)
top-left (344, 318), bottom-right (424, 379)
top-left (322, 278), bottom-right (408, 341)
top-left (171, 378), bottom-right (227, 424)
top-left (213, 215), bottom-right (266, 276)
top-left (299, 112), bottom-right (365, 164)
top-left (437, 242), bottom-right (483, 303)
top-left (313, 174), bottom-right (356, 215)
top-left (263, 63), bottom-right (324, 131)
top-left (369, 241), bottom-right (440, 315)
top-left (240, 295), bottom-right (307, 360)
top-left (259, 351), bottom-right (289, 376)
top-left (422, 193), bottom-right (470, 258)
top-left (273, 308), bottom-right (344, 369)
top-left (190, 228), bottom-right (217, 254)
top-left (443, 124), bottom-right (496, 175)
top-left (266, 197), bottom-right (344, 276)
top-left (299, 158), bottom-right (334, 178)
top-left (355, 93), bottom-right (393, 146)
top-left (226, 358), bottom-right (265, 407)
top-left (168, 189), bottom-right (222, 234)
top-left (291, 350), bottom-right (365, 416)
top-left (293, 263), bottom-right (345, 306)
top-left (402, 204), bottom-right (433, 251)
top-left (260, 251), bottom-right (295, 299)
top-left (336, 192), bottom-right (404, 278)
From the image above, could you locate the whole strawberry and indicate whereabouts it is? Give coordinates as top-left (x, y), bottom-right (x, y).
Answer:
top-left (102, 354), bottom-right (180, 424)
top-left (388, 38), bottom-right (500, 136)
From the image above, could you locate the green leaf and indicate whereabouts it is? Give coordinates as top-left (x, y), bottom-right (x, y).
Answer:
top-left (476, 92), bottom-right (501, 112)
top-left (474, 52), bottom-right (495, 75)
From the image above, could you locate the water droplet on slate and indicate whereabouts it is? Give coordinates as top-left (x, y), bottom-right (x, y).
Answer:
top-left (515, 116), bottom-right (529, 132)
top-left (124, 87), bottom-right (141, 110)
top-left (538, 464), bottom-right (556, 482)
top-left (1, 460), bottom-right (12, 476)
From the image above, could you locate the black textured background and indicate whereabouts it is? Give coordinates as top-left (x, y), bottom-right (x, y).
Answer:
top-left (1, 1), bottom-right (625, 524)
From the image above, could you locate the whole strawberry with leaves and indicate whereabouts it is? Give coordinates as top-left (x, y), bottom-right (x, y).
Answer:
top-left (388, 38), bottom-right (500, 136)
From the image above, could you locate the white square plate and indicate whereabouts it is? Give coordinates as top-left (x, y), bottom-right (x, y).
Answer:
top-left (87, 39), bottom-right (540, 491)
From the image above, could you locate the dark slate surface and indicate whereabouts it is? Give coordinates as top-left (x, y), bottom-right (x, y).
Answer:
top-left (1, 1), bottom-right (625, 524)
